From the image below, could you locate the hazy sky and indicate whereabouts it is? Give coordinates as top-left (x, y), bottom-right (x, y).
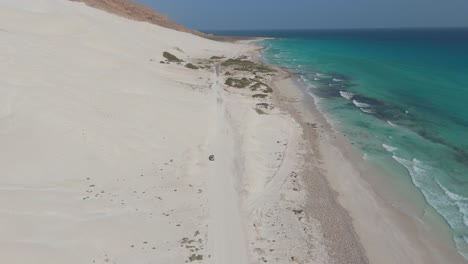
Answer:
top-left (134, 0), bottom-right (468, 30)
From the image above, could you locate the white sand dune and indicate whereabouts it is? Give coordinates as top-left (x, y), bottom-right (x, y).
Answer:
top-left (0, 1), bottom-right (320, 263)
top-left (0, 0), bottom-right (253, 263)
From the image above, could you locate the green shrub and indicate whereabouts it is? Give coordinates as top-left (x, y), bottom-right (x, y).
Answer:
top-left (250, 82), bottom-right (263, 91)
top-left (225, 77), bottom-right (252, 88)
top-left (263, 86), bottom-right (273, 93)
top-left (252, 94), bottom-right (268, 99)
top-left (256, 103), bottom-right (269, 108)
top-left (189, 254), bottom-right (203, 261)
top-left (185, 63), bottom-right (199, 70)
top-left (163, 51), bottom-right (183, 63)
top-left (250, 81), bottom-right (272, 93)
top-left (221, 58), bottom-right (274, 73)
top-left (210, 56), bottom-right (224, 60)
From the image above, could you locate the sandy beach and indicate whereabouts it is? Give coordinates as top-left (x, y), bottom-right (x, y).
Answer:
top-left (1, 0), bottom-right (467, 263)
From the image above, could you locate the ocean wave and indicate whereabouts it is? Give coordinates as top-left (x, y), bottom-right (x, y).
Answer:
top-left (436, 181), bottom-right (468, 227)
top-left (360, 108), bottom-right (375, 114)
top-left (437, 181), bottom-right (468, 202)
top-left (314, 78), bottom-right (320, 81)
top-left (339, 91), bottom-right (354, 100)
top-left (382, 144), bottom-right (398, 152)
top-left (333, 78), bottom-right (343, 82)
top-left (392, 155), bottom-right (468, 258)
top-left (352, 100), bottom-right (372, 108)
top-left (387, 121), bottom-right (398, 127)
top-left (299, 76), bottom-right (317, 90)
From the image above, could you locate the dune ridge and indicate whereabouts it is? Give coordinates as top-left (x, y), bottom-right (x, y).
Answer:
top-left (69, 0), bottom-right (206, 37)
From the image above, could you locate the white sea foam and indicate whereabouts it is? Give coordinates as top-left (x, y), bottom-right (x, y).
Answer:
top-left (300, 77), bottom-right (317, 91)
top-left (436, 181), bottom-right (468, 228)
top-left (382, 144), bottom-right (398, 152)
top-left (314, 78), bottom-right (320, 81)
top-left (352, 100), bottom-right (372, 108)
top-left (333, 78), bottom-right (343, 82)
top-left (339, 91), bottom-right (354, 100)
top-left (360, 108), bottom-right (375, 114)
top-left (392, 156), bottom-right (427, 192)
top-left (437, 181), bottom-right (468, 202)
top-left (393, 154), bottom-right (468, 259)
top-left (387, 120), bottom-right (397, 127)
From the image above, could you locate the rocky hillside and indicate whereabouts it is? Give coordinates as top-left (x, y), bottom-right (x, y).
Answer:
top-left (69, 0), bottom-right (207, 37)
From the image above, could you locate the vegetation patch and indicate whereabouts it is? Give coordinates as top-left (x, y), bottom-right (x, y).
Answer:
top-left (254, 103), bottom-right (270, 114)
top-left (225, 77), bottom-right (252, 88)
top-left (256, 103), bottom-right (270, 109)
top-left (255, 108), bottom-right (266, 115)
top-left (250, 81), bottom-right (273, 93)
top-left (189, 254), bottom-right (204, 262)
top-left (250, 82), bottom-right (263, 91)
top-left (263, 86), bottom-right (273, 93)
top-left (252, 94), bottom-right (268, 99)
top-left (221, 58), bottom-right (274, 73)
top-left (185, 63), bottom-right (199, 70)
top-left (210, 56), bottom-right (224, 60)
top-left (163, 51), bottom-right (183, 63)
top-left (254, 75), bottom-right (264, 80)
top-left (292, 209), bottom-right (304, 215)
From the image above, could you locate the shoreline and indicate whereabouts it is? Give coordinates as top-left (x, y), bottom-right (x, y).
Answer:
top-left (256, 48), bottom-right (467, 262)
top-left (245, 45), bottom-right (368, 263)
top-left (273, 76), bottom-right (369, 264)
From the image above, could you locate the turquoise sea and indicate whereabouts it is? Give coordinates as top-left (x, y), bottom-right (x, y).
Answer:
top-left (207, 29), bottom-right (468, 259)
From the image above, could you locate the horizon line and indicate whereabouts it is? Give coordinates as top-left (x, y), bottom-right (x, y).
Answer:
top-left (200, 26), bottom-right (468, 32)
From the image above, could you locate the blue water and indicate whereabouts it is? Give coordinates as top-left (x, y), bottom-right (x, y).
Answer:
top-left (207, 28), bottom-right (468, 259)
